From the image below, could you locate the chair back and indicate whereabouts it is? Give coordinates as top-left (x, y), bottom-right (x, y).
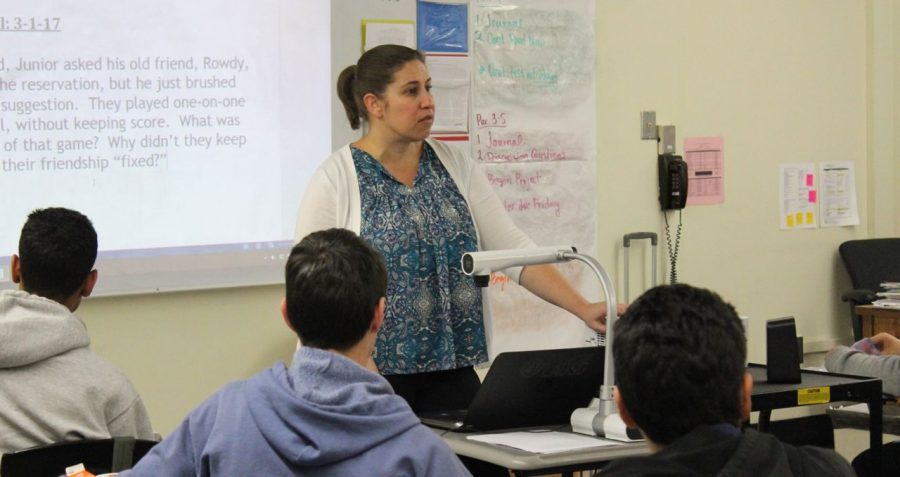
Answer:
top-left (764, 414), bottom-right (835, 449)
top-left (0, 437), bottom-right (157, 477)
top-left (852, 440), bottom-right (900, 477)
top-left (839, 238), bottom-right (900, 293)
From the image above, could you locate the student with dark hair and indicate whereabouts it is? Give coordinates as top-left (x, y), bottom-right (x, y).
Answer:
top-left (601, 284), bottom-right (853, 476)
top-left (124, 228), bottom-right (470, 476)
top-left (296, 43), bottom-right (623, 415)
top-left (0, 207), bottom-right (154, 454)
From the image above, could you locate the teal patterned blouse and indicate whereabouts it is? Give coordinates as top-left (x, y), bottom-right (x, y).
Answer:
top-left (352, 143), bottom-right (486, 375)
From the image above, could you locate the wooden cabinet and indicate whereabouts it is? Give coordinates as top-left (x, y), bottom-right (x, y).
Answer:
top-left (856, 305), bottom-right (900, 337)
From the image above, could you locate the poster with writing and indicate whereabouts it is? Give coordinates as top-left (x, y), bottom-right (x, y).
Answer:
top-left (779, 163), bottom-right (818, 230)
top-left (819, 161), bottom-right (860, 227)
top-left (472, 0), bottom-right (598, 357)
top-left (684, 136), bottom-right (725, 206)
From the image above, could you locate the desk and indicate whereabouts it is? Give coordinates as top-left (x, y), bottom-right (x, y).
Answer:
top-left (438, 366), bottom-right (883, 476)
top-left (855, 305), bottom-right (900, 337)
top-left (828, 402), bottom-right (900, 435)
top-left (434, 426), bottom-right (648, 476)
top-left (748, 364), bottom-right (883, 472)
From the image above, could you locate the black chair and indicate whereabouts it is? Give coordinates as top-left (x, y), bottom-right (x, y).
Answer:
top-left (838, 238), bottom-right (900, 341)
top-left (0, 437), bottom-right (157, 477)
top-left (852, 440), bottom-right (900, 476)
top-left (763, 414), bottom-right (835, 449)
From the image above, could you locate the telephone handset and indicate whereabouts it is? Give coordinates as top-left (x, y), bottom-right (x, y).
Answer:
top-left (658, 154), bottom-right (688, 210)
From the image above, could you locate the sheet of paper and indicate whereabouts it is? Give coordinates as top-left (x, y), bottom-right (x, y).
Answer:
top-left (427, 54), bottom-right (470, 133)
top-left (874, 299), bottom-right (900, 309)
top-left (779, 163), bottom-right (817, 230)
top-left (819, 161), bottom-right (860, 227)
top-left (466, 431), bottom-right (622, 454)
top-left (684, 136), bottom-right (724, 205)
top-left (833, 402), bottom-right (870, 414)
top-left (363, 20), bottom-right (415, 51)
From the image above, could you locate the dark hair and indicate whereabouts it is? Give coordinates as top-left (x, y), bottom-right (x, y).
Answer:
top-left (336, 44), bottom-right (426, 129)
top-left (18, 207), bottom-right (98, 301)
top-left (613, 284), bottom-right (746, 444)
top-left (285, 228), bottom-right (387, 350)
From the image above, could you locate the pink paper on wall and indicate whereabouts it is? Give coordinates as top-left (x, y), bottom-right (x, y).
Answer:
top-left (806, 174), bottom-right (814, 187)
top-left (808, 190), bottom-right (817, 203)
top-left (683, 136), bottom-right (725, 205)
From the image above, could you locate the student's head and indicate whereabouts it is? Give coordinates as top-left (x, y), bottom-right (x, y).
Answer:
top-left (613, 284), bottom-right (750, 446)
top-left (12, 207), bottom-right (98, 308)
top-left (336, 44), bottom-right (431, 133)
top-left (283, 228), bottom-right (387, 351)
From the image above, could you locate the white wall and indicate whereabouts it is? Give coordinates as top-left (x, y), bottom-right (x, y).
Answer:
top-left (596, 0), bottom-right (886, 363)
top-left (869, 0), bottom-right (898, 237)
top-left (79, 0), bottom-right (899, 437)
top-left (893, 0), bottom-right (900, 231)
top-left (80, 285), bottom-right (293, 435)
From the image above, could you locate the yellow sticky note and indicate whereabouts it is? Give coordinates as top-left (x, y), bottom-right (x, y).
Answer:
top-left (806, 212), bottom-right (814, 224)
top-left (797, 387), bottom-right (830, 405)
top-left (786, 215), bottom-right (794, 227)
top-left (795, 212), bottom-right (804, 225)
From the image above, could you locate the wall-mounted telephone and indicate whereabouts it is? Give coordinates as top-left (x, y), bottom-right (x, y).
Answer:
top-left (658, 154), bottom-right (688, 210)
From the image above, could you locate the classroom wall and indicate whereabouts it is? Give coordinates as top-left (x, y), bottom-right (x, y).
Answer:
top-left (869, 0), bottom-right (899, 237)
top-left (80, 284), bottom-right (291, 435)
top-left (79, 0), bottom-right (899, 437)
top-left (888, 0), bottom-right (900, 230)
top-left (595, 0), bottom-right (894, 363)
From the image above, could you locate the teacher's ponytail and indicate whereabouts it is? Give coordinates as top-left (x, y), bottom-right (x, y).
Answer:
top-left (337, 65), bottom-right (361, 130)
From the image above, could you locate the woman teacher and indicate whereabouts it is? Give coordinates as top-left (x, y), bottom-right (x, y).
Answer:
top-left (296, 44), bottom-right (620, 413)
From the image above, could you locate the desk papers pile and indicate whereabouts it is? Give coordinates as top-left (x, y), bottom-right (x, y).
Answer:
top-left (874, 282), bottom-right (900, 309)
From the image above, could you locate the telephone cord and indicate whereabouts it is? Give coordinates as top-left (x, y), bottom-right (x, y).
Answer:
top-left (664, 210), bottom-right (683, 284)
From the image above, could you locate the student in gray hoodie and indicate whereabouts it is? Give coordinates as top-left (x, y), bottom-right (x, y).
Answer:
top-left (123, 228), bottom-right (470, 477)
top-left (0, 207), bottom-right (154, 454)
top-left (826, 332), bottom-right (900, 396)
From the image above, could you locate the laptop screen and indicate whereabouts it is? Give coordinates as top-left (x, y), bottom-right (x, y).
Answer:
top-left (459, 347), bottom-right (605, 431)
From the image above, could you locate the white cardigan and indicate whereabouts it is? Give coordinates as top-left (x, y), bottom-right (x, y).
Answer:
top-left (294, 138), bottom-right (536, 350)
top-left (295, 138), bottom-right (535, 281)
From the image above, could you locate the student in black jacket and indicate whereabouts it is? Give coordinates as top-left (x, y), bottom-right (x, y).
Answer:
top-left (602, 284), bottom-right (853, 476)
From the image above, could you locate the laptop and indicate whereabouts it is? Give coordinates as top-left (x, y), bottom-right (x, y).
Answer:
top-left (417, 346), bottom-right (605, 432)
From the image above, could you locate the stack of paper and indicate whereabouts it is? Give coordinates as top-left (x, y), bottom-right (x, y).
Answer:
top-left (874, 282), bottom-right (900, 309)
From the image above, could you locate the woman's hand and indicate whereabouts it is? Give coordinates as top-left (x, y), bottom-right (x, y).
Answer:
top-left (518, 263), bottom-right (628, 334)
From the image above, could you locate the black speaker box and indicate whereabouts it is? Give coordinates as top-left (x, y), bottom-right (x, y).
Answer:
top-left (766, 317), bottom-right (802, 384)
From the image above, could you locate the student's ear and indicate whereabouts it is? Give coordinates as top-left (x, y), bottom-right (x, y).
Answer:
top-left (614, 387), bottom-right (639, 428)
top-left (280, 298), bottom-right (295, 332)
top-left (362, 93), bottom-right (384, 120)
top-left (10, 255), bottom-right (21, 285)
top-left (370, 297), bottom-right (386, 333)
top-left (740, 372), bottom-right (753, 421)
top-left (80, 270), bottom-right (98, 297)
